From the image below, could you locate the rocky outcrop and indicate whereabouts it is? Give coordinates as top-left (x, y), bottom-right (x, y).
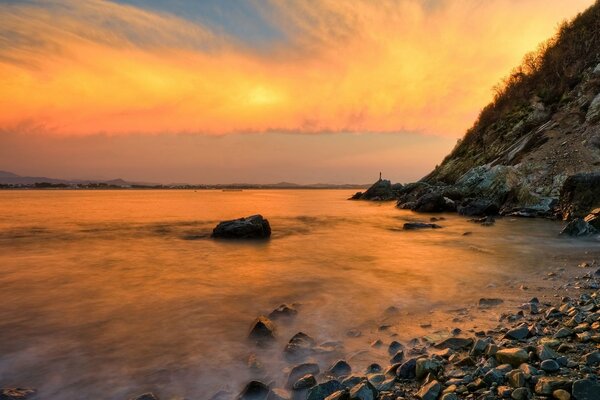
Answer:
top-left (350, 179), bottom-right (402, 201)
top-left (212, 215), bottom-right (271, 239)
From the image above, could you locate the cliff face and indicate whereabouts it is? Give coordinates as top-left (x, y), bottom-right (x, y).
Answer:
top-left (417, 2), bottom-right (600, 218)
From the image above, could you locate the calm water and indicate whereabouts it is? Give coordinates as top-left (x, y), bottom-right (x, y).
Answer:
top-left (0, 190), bottom-right (596, 399)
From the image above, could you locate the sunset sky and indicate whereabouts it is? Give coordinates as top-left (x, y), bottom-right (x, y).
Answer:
top-left (0, 0), bottom-right (595, 184)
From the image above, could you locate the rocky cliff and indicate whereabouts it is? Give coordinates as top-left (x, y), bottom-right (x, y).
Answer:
top-left (398, 2), bottom-right (600, 221)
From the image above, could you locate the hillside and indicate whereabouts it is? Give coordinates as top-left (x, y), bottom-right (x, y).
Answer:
top-left (397, 1), bottom-right (600, 221)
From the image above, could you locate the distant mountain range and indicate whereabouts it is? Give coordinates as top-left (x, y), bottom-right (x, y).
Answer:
top-left (0, 170), bottom-right (369, 189)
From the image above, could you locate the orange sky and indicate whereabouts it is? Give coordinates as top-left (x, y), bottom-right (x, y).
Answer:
top-left (0, 0), bottom-right (596, 137)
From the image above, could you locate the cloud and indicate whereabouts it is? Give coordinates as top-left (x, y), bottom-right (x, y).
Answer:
top-left (0, 0), bottom-right (595, 136)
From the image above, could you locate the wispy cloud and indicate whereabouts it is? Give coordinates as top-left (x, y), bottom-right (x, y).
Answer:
top-left (0, 0), bottom-right (594, 136)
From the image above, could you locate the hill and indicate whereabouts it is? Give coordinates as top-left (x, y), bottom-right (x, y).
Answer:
top-left (396, 1), bottom-right (600, 222)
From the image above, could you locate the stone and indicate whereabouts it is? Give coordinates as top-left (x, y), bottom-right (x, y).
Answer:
top-left (238, 381), bottom-right (270, 400)
top-left (434, 337), bottom-right (474, 351)
top-left (388, 340), bottom-right (403, 356)
top-left (507, 370), bottom-right (526, 388)
top-left (390, 350), bottom-right (404, 364)
top-left (537, 344), bottom-right (559, 361)
top-left (441, 394), bottom-right (458, 400)
top-left (417, 380), bottom-right (441, 400)
top-left (479, 298), bottom-right (504, 307)
top-left (413, 192), bottom-right (456, 213)
top-left (212, 215), bottom-right (271, 239)
top-left (0, 389), bottom-right (36, 400)
top-left (328, 360), bottom-right (352, 377)
top-left (554, 327), bottom-right (574, 339)
top-left (559, 218), bottom-right (599, 237)
top-left (496, 348), bottom-right (529, 367)
top-left (505, 324), bottom-right (530, 340)
top-left (534, 377), bottom-right (572, 396)
top-left (540, 359), bottom-right (560, 373)
top-left (307, 380), bottom-right (345, 400)
top-left (403, 222), bottom-right (442, 230)
top-left (457, 198), bottom-right (499, 216)
top-left (572, 379), bottom-right (600, 400)
top-left (511, 387), bottom-right (530, 400)
top-left (471, 338), bottom-right (491, 356)
top-left (269, 304), bottom-right (297, 320)
top-left (284, 332), bottom-right (316, 361)
top-left (293, 374), bottom-right (317, 390)
top-left (348, 381), bottom-right (377, 400)
top-left (553, 389), bottom-right (571, 400)
top-left (287, 363), bottom-right (320, 388)
top-left (583, 351), bottom-right (600, 366)
top-left (483, 368), bottom-right (505, 386)
top-left (396, 358), bottom-right (417, 379)
top-left (248, 316), bottom-right (276, 342)
top-left (416, 357), bottom-right (442, 379)
top-left (323, 391), bottom-right (349, 400)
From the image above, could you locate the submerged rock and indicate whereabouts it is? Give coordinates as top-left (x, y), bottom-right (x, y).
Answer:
top-left (268, 304), bottom-right (297, 320)
top-left (212, 215), bottom-right (271, 239)
top-left (284, 332), bottom-right (316, 361)
top-left (0, 388), bottom-right (37, 400)
top-left (287, 363), bottom-right (320, 388)
top-left (306, 380), bottom-right (344, 400)
top-left (403, 222), bottom-right (442, 230)
top-left (238, 381), bottom-right (270, 400)
top-left (559, 218), bottom-right (598, 237)
top-left (248, 316), bottom-right (276, 342)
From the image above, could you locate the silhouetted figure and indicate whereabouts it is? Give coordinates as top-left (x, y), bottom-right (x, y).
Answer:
top-left (379, 172), bottom-right (382, 181)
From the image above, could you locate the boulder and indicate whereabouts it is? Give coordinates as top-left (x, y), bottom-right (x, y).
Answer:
top-left (559, 173), bottom-right (600, 219)
top-left (396, 358), bottom-right (417, 379)
top-left (328, 360), bottom-right (351, 377)
top-left (0, 389), bottom-right (37, 400)
top-left (238, 381), bottom-right (270, 400)
top-left (559, 218), bottom-right (598, 237)
top-left (287, 363), bottom-right (320, 388)
top-left (457, 198), bottom-right (499, 216)
top-left (434, 337), bottom-right (474, 351)
top-left (284, 332), bottom-right (316, 361)
top-left (412, 192), bottom-right (456, 213)
top-left (306, 380), bottom-right (344, 400)
top-left (534, 377), bottom-right (572, 396)
top-left (269, 304), bottom-right (298, 320)
top-left (403, 222), bottom-right (442, 230)
top-left (355, 179), bottom-right (396, 201)
top-left (586, 93), bottom-right (600, 123)
top-left (416, 380), bottom-right (441, 400)
top-left (348, 381), bottom-right (377, 400)
top-left (248, 316), bottom-right (276, 342)
top-left (495, 348), bottom-right (529, 367)
top-left (572, 379), bottom-right (600, 400)
top-left (212, 215), bottom-right (271, 239)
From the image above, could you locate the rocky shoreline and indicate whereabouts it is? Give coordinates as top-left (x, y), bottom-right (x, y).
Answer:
top-left (215, 261), bottom-right (600, 400)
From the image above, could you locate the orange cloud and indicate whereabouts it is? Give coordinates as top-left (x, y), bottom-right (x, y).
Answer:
top-left (0, 0), bottom-right (595, 136)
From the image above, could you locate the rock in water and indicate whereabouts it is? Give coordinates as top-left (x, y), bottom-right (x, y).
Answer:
top-left (403, 222), bottom-right (442, 230)
top-left (352, 179), bottom-right (398, 201)
top-left (306, 380), bottom-right (344, 400)
top-left (248, 316), bottom-right (276, 342)
top-left (238, 381), bottom-right (270, 400)
top-left (559, 218), bottom-right (598, 237)
top-left (212, 215), bottom-right (271, 239)
top-left (0, 388), bottom-right (36, 400)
